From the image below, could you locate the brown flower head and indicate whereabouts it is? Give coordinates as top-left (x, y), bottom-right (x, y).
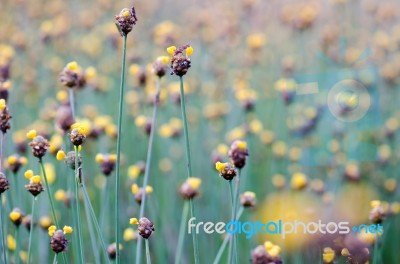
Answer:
top-left (25, 175), bottom-right (45, 197)
top-left (228, 140), bottom-right (249, 169)
top-left (56, 105), bottom-right (75, 132)
top-left (95, 153), bottom-right (116, 176)
top-left (135, 217), bottom-right (155, 239)
top-left (28, 134), bottom-right (50, 159)
top-left (9, 208), bottom-right (25, 227)
top-left (115, 6), bottom-right (138, 37)
top-left (215, 162), bottom-right (237, 181)
top-left (50, 230), bottom-right (68, 253)
top-left (0, 173), bottom-right (9, 194)
top-left (59, 61), bottom-right (86, 89)
top-left (240, 191), bottom-right (256, 208)
top-left (179, 177), bottom-right (201, 200)
top-left (167, 45), bottom-right (193, 77)
top-left (0, 100), bottom-right (11, 134)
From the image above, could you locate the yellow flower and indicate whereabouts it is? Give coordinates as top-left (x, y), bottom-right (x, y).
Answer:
top-left (322, 247), bottom-right (335, 263)
top-left (131, 184), bottom-right (139, 194)
top-left (26, 130), bottom-right (37, 140)
top-left (39, 216), bottom-right (52, 229)
top-left (157, 56), bottom-right (169, 64)
top-left (145, 186), bottom-right (153, 194)
top-left (95, 153), bottom-right (104, 163)
top-left (187, 177), bottom-right (202, 190)
top-left (49, 134), bottom-right (63, 153)
top-left (123, 228), bottom-right (137, 241)
top-left (7, 235), bottom-right (16, 251)
top-left (56, 90), bottom-right (68, 103)
top-left (268, 245), bottom-right (281, 258)
top-left (56, 150), bottom-right (66, 161)
top-left (122, 9), bottom-right (130, 18)
top-left (128, 165), bottom-right (140, 179)
top-left (9, 211), bottom-right (21, 222)
top-left (71, 122), bottom-right (90, 136)
top-left (291, 172), bottom-right (307, 190)
top-left (20, 157), bottom-right (28, 165)
top-left (31, 175), bottom-right (41, 184)
top-left (48, 225), bottom-right (57, 236)
top-left (66, 61), bottom-right (79, 72)
top-left (130, 218), bottom-right (139, 225)
top-left (0, 99), bottom-right (6, 111)
top-left (166, 46), bottom-right (176, 55)
top-left (109, 154), bottom-right (117, 162)
top-left (341, 248), bottom-right (350, 257)
top-left (186, 46), bottom-right (194, 56)
top-left (215, 162), bottom-right (226, 172)
top-left (135, 115), bottom-right (147, 127)
top-left (243, 191), bottom-right (256, 198)
top-left (24, 170), bottom-right (34, 179)
top-left (6, 155), bottom-right (17, 165)
top-left (236, 140), bottom-right (247, 150)
top-left (63, 226), bottom-right (73, 234)
top-left (263, 241), bottom-right (274, 251)
top-left (54, 189), bottom-right (66, 201)
top-left (371, 200), bottom-right (381, 208)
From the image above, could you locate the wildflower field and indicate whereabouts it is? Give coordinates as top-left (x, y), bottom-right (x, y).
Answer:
top-left (0, 0), bottom-right (399, 263)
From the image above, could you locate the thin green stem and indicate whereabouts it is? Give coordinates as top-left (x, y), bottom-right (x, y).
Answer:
top-left (115, 34), bottom-right (127, 264)
top-left (83, 192), bottom-right (100, 264)
top-left (74, 147), bottom-right (84, 264)
top-left (179, 76), bottom-right (199, 264)
top-left (39, 158), bottom-right (58, 227)
top-left (53, 254), bottom-right (57, 264)
top-left (27, 197), bottom-right (35, 264)
top-left (213, 207), bottom-right (244, 264)
top-left (136, 77), bottom-right (162, 264)
top-left (228, 181), bottom-right (234, 264)
top-left (373, 234), bottom-right (379, 264)
top-left (145, 239), bottom-right (151, 264)
top-left (81, 183), bottom-right (111, 264)
top-left (175, 201), bottom-right (189, 264)
top-left (232, 170), bottom-right (240, 264)
top-left (0, 194), bottom-right (6, 264)
top-left (15, 228), bottom-right (20, 264)
top-left (69, 88), bottom-right (76, 120)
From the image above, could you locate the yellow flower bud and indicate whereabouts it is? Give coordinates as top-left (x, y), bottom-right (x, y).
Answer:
top-left (186, 46), bottom-right (194, 56)
top-left (123, 228), bottom-right (137, 241)
top-left (31, 175), bottom-right (41, 184)
top-left (95, 153), bottom-right (104, 163)
top-left (157, 56), bottom-right (170, 64)
top-left (322, 247), bottom-right (335, 263)
top-left (7, 235), bottom-right (15, 251)
top-left (54, 190), bottom-right (66, 201)
top-left (24, 170), bottom-right (34, 179)
top-left (130, 218), bottom-right (139, 225)
top-left (19, 157), bottom-right (28, 165)
top-left (56, 150), bottom-right (66, 161)
top-left (63, 226), bottom-right (73, 234)
top-left (145, 186), bottom-right (153, 194)
top-left (187, 177), bottom-right (202, 190)
top-left (166, 46), bottom-right (176, 55)
top-left (48, 225), bottom-right (57, 236)
top-left (109, 154), bottom-right (117, 162)
top-left (131, 184), bottom-right (139, 194)
top-left (7, 156), bottom-right (17, 165)
top-left (67, 61), bottom-right (79, 72)
top-left (9, 211), bottom-right (21, 222)
top-left (26, 130), bottom-right (37, 140)
top-left (236, 141), bottom-right (247, 150)
top-left (0, 99), bottom-right (6, 111)
top-left (291, 172), bottom-right (307, 190)
top-left (215, 162), bottom-right (226, 172)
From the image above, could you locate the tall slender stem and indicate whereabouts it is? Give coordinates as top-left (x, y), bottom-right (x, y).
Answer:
top-left (83, 192), bottom-right (100, 264)
top-left (82, 183), bottom-right (111, 264)
top-left (74, 147), bottom-right (84, 264)
top-left (0, 133), bottom-right (4, 173)
top-left (232, 170), bottom-right (240, 264)
top-left (213, 207), bottom-right (244, 264)
top-left (175, 201), bottom-right (189, 264)
top-left (69, 88), bottom-right (76, 120)
top-left (145, 239), bottom-right (151, 264)
top-left (115, 34), bottom-right (127, 264)
top-left (15, 228), bottom-right (20, 264)
top-left (228, 181), bottom-right (235, 264)
top-left (27, 197), bottom-right (35, 264)
top-left (39, 158), bottom-right (58, 227)
top-left (178, 76), bottom-right (199, 263)
top-left (136, 77), bottom-right (161, 264)
top-left (0, 194), bottom-right (6, 264)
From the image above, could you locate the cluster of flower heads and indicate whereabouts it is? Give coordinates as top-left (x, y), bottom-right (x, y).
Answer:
top-left (48, 225), bottom-right (73, 254)
top-left (215, 140), bottom-right (249, 180)
top-left (251, 241), bottom-right (282, 264)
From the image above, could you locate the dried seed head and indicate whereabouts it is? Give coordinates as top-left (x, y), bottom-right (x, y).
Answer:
top-left (137, 217), bottom-right (155, 239)
top-left (29, 135), bottom-right (50, 158)
top-left (0, 173), bottom-right (9, 194)
top-left (179, 177), bottom-right (201, 200)
top-left (9, 208), bottom-right (24, 227)
top-left (115, 6), bottom-right (138, 37)
top-left (152, 56), bottom-right (169, 78)
top-left (65, 151), bottom-right (82, 173)
top-left (5, 155), bottom-right (26, 174)
top-left (107, 243), bottom-right (123, 259)
top-left (50, 230), bottom-right (68, 253)
top-left (369, 202), bottom-right (387, 224)
top-left (25, 176), bottom-right (45, 197)
top-left (240, 191), bottom-right (256, 208)
top-left (95, 153), bottom-right (116, 176)
top-left (168, 45), bottom-right (193, 77)
top-left (228, 140), bottom-right (249, 169)
top-left (56, 105), bottom-right (75, 132)
top-left (131, 184), bottom-right (153, 204)
top-left (215, 162), bottom-right (237, 181)
top-left (59, 61), bottom-right (86, 88)
top-left (0, 101), bottom-right (11, 134)
top-left (70, 128), bottom-right (86, 146)
top-left (22, 215), bottom-right (34, 231)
